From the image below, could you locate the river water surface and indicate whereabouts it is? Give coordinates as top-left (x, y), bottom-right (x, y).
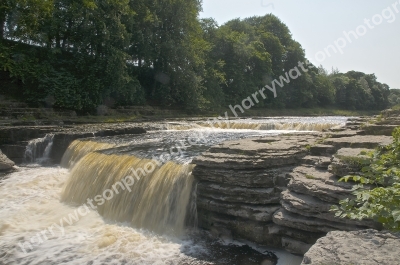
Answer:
top-left (0, 117), bottom-right (347, 265)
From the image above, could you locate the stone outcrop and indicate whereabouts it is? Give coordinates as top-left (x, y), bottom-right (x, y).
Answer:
top-left (193, 134), bottom-right (319, 248)
top-left (195, 111), bottom-right (400, 260)
top-left (0, 149), bottom-right (15, 171)
top-left (301, 230), bottom-right (400, 265)
top-left (193, 118), bottom-right (392, 255)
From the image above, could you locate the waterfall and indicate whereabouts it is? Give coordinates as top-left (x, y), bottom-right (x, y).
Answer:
top-left (61, 141), bottom-right (197, 235)
top-left (25, 134), bottom-right (54, 163)
top-left (199, 121), bottom-right (343, 131)
top-left (60, 140), bottom-right (116, 168)
top-left (165, 120), bottom-right (344, 131)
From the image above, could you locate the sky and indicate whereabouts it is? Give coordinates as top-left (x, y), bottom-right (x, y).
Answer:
top-left (200, 0), bottom-right (400, 89)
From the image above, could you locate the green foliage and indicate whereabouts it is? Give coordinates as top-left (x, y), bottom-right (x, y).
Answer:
top-left (388, 89), bottom-right (400, 107)
top-left (0, 1), bottom-right (393, 112)
top-left (332, 127), bottom-right (400, 231)
top-left (331, 71), bottom-right (389, 110)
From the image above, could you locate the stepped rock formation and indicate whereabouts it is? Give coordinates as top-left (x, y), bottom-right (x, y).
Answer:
top-left (192, 117), bottom-right (395, 256)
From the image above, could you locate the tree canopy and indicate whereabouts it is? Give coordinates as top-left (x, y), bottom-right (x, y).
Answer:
top-left (0, 1), bottom-right (392, 112)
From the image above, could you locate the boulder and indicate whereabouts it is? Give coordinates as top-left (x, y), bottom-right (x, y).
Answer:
top-left (302, 230), bottom-right (400, 265)
top-left (0, 149), bottom-right (15, 171)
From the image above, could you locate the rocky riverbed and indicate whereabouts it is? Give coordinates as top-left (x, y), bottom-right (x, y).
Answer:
top-left (1, 111), bottom-right (400, 264)
top-left (192, 110), bottom-right (400, 263)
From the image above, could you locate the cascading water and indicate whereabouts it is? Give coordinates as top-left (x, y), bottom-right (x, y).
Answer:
top-left (166, 117), bottom-right (346, 132)
top-left (61, 150), bottom-right (196, 235)
top-left (24, 134), bottom-right (54, 164)
top-left (60, 140), bottom-right (116, 168)
top-left (1, 117), bottom-right (345, 265)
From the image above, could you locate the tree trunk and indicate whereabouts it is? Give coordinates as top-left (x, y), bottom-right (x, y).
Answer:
top-left (0, 15), bottom-right (5, 39)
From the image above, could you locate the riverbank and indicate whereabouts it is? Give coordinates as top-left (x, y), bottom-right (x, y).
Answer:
top-left (191, 109), bottom-right (400, 264)
top-left (0, 95), bottom-right (379, 126)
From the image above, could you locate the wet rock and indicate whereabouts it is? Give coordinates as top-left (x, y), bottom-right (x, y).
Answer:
top-left (301, 230), bottom-right (400, 265)
top-left (0, 149), bottom-right (15, 171)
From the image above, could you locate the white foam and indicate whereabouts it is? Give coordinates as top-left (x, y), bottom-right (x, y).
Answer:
top-left (0, 166), bottom-right (301, 265)
top-left (0, 167), bottom-right (200, 264)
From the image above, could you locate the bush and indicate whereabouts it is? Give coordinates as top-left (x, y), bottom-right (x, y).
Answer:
top-left (332, 127), bottom-right (400, 231)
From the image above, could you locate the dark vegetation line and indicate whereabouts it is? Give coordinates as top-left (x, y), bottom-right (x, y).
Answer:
top-left (0, 0), bottom-right (398, 114)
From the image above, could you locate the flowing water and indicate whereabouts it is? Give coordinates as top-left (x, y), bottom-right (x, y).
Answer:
top-left (0, 117), bottom-right (347, 265)
top-left (24, 134), bottom-right (54, 164)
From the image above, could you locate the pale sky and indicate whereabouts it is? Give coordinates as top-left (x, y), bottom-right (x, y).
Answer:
top-left (200, 0), bottom-right (400, 89)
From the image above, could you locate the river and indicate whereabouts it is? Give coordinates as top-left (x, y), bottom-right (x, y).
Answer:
top-left (0, 117), bottom-right (347, 265)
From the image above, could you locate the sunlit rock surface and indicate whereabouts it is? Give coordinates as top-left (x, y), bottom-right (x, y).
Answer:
top-left (301, 230), bottom-right (400, 265)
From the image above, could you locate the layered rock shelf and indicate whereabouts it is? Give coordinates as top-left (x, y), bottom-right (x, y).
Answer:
top-left (0, 123), bottom-right (148, 163)
top-left (192, 115), bottom-right (397, 258)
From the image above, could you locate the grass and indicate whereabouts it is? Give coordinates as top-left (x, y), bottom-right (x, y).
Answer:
top-left (305, 174), bottom-right (316, 179)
